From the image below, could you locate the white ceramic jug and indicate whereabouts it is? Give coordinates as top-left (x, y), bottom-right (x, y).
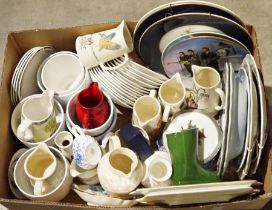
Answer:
top-left (97, 147), bottom-right (143, 195)
top-left (191, 65), bottom-right (225, 115)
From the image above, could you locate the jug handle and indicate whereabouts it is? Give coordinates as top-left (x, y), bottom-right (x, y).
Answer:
top-left (71, 125), bottom-right (86, 139)
top-left (99, 53), bottom-right (129, 71)
top-left (214, 88), bottom-right (225, 111)
top-left (101, 132), bottom-right (121, 152)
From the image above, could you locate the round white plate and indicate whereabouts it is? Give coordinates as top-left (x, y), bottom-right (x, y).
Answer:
top-left (163, 110), bottom-right (222, 163)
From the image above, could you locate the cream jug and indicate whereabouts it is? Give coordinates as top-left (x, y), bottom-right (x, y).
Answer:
top-left (191, 65), bottom-right (225, 115)
top-left (97, 147), bottom-right (143, 195)
top-left (159, 73), bottom-right (186, 122)
top-left (132, 90), bottom-right (162, 137)
top-left (24, 143), bottom-right (57, 195)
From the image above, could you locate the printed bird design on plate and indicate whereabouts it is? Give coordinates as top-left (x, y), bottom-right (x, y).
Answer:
top-left (98, 32), bottom-right (121, 51)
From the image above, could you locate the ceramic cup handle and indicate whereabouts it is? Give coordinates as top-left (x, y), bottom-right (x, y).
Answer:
top-left (214, 88), bottom-right (225, 111)
top-left (162, 105), bottom-right (170, 122)
top-left (71, 125), bottom-right (85, 139)
top-left (149, 89), bottom-right (156, 97)
top-left (33, 180), bottom-right (51, 196)
top-left (101, 133), bottom-right (121, 152)
top-left (99, 53), bottom-right (129, 71)
top-left (17, 119), bottom-right (33, 141)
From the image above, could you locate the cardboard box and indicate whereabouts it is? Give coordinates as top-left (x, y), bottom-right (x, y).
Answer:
top-left (0, 22), bottom-right (271, 210)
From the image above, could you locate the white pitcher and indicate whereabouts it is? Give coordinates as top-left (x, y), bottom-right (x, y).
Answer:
top-left (24, 143), bottom-right (57, 195)
top-left (159, 73), bottom-right (186, 122)
top-left (17, 90), bottom-right (56, 142)
top-left (132, 90), bottom-right (162, 137)
top-left (97, 147), bottom-right (143, 195)
top-left (191, 65), bottom-right (225, 115)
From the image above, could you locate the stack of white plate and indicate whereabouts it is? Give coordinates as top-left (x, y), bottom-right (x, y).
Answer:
top-left (89, 55), bottom-right (168, 109)
top-left (11, 46), bottom-right (55, 106)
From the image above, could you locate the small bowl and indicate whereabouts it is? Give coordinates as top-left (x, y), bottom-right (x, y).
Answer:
top-left (11, 95), bottom-right (65, 148)
top-left (41, 52), bottom-right (85, 95)
top-left (66, 91), bottom-right (115, 138)
top-left (14, 146), bottom-right (72, 201)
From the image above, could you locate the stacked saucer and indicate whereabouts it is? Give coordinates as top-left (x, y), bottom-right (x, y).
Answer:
top-left (11, 46), bottom-right (55, 105)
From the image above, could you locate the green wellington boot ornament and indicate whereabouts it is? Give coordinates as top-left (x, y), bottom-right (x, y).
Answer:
top-left (167, 128), bottom-right (221, 185)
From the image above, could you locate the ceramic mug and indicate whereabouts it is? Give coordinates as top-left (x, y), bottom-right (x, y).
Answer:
top-left (24, 143), bottom-right (57, 195)
top-left (17, 90), bottom-right (58, 142)
top-left (76, 20), bottom-right (133, 69)
top-left (76, 82), bottom-right (109, 129)
top-left (141, 151), bottom-right (172, 188)
top-left (71, 125), bottom-right (102, 170)
top-left (190, 65), bottom-right (225, 115)
top-left (132, 90), bottom-right (162, 138)
top-left (54, 131), bottom-right (73, 161)
top-left (159, 73), bottom-right (186, 122)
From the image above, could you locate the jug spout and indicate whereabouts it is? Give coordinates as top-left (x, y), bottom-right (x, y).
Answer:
top-left (191, 65), bottom-right (203, 76)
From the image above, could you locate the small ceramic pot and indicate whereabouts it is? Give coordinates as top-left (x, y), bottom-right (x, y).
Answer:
top-left (54, 131), bottom-right (74, 161)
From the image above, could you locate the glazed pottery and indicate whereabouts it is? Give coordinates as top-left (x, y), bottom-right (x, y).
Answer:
top-left (41, 52), bottom-right (85, 95)
top-left (73, 184), bottom-right (137, 207)
top-left (132, 90), bottom-right (162, 137)
top-left (141, 151), bottom-right (172, 188)
top-left (54, 131), bottom-right (74, 161)
top-left (24, 143), bottom-right (57, 195)
top-left (70, 159), bottom-right (98, 185)
top-left (161, 32), bottom-right (249, 89)
top-left (17, 90), bottom-right (57, 142)
top-left (167, 128), bottom-right (221, 185)
top-left (158, 73), bottom-right (186, 121)
top-left (66, 90), bottom-right (115, 138)
top-left (11, 47), bottom-right (55, 105)
top-left (137, 13), bottom-right (252, 74)
top-left (14, 146), bottom-right (72, 201)
top-left (191, 65), bottom-right (225, 115)
top-left (11, 95), bottom-right (65, 148)
top-left (97, 147), bottom-right (143, 194)
top-left (76, 20), bottom-right (133, 69)
top-left (119, 124), bottom-right (153, 161)
top-left (72, 125), bottom-right (102, 170)
top-left (76, 82), bottom-right (110, 129)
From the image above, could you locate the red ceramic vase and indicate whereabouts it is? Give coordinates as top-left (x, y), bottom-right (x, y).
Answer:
top-left (76, 82), bottom-right (109, 129)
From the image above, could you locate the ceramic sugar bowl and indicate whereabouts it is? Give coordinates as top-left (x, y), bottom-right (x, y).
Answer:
top-left (97, 147), bottom-right (143, 195)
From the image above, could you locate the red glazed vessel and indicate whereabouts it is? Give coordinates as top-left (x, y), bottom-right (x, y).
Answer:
top-left (76, 82), bottom-right (109, 129)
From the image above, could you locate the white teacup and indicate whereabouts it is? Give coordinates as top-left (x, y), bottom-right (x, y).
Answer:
top-left (141, 151), bottom-right (172, 188)
top-left (132, 90), bottom-right (162, 138)
top-left (54, 131), bottom-right (74, 161)
top-left (76, 20), bottom-right (133, 69)
top-left (191, 65), bottom-right (225, 115)
top-left (24, 143), bottom-right (57, 196)
top-left (17, 90), bottom-right (57, 142)
top-left (159, 73), bottom-right (186, 122)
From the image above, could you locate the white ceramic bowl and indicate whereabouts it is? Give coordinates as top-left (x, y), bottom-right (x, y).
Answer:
top-left (37, 52), bottom-right (91, 108)
top-left (66, 91), bottom-right (115, 138)
top-left (41, 52), bottom-right (85, 95)
top-left (11, 96), bottom-right (65, 148)
top-left (14, 146), bottom-right (72, 201)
